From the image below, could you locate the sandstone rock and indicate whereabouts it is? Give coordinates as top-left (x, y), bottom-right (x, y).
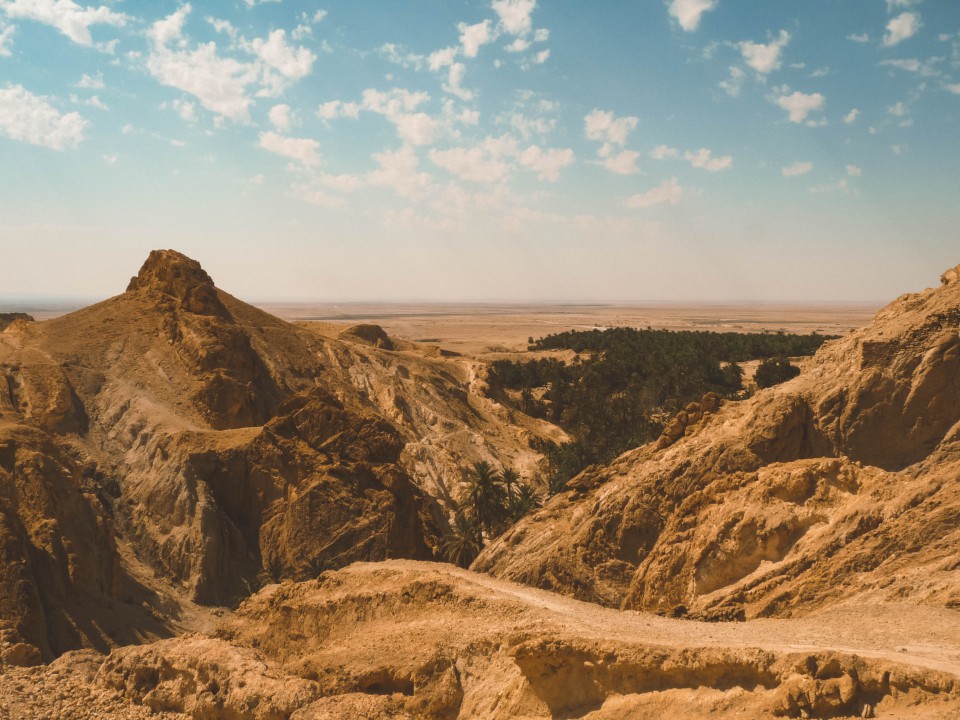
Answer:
top-left (340, 324), bottom-right (395, 350)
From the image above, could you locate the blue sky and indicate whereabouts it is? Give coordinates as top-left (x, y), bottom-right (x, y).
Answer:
top-left (1, 0), bottom-right (958, 302)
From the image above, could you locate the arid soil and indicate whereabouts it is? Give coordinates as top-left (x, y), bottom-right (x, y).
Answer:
top-left (262, 302), bottom-right (878, 355)
top-left (0, 251), bottom-right (958, 719)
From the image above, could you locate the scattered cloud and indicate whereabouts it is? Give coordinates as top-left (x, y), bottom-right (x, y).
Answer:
top-left (429, 146), bottom-right (510, 183)
top-left (667, 0), bottom-right (716, 32)
top-left (888, 100), bottom-right (909, 116)
top-left (843, 108), bottom-right (860, 123)
top-left (379, 42), bottom-right (426, 70)
top-left (0, 0), bottom-right (126, 47)
top-left (719, 65), bottom-right (745, 96)
top-left (846, 165), bottom-right (862, 176)
top-left (886, 0), bottom-right (920, 12)
top-left (167, 99), bottom-right (195, 122)
top-left (625, 177), bottom-right (683, 208)
top-left (946, 83), bottom-right (960, 95)
top-left (268, 103), bottom-right (293, 131)
top-left (879, 57), bottom-right (942, 76)
top-left (317, 100), bottom-right (360, 120)
top-left (146, 6), bottom-right (262, 121)
top-left (846, 33), bottom-right (870, 43)
top-left (774, 89), bottom-right (825, 123)
top-left (518, 145), bottom-right (574, 181)
top-left (781, 161), bottom-right (812, 177)
top-left (650, 144), bottom-right (678, 160)
top-left (258, 130), bottom-right (320, 166)
top-left (75, 72), bottom-right (104, 89)
top-left (458, 19), bottom-right (493, 58)
top-left (492, 0), bottom-right (536, 37)
top-left (599, 149), bottom-right (641, 174)
top-left (883, 12), bottom-right (921, 48)
top-left (245, 29), bottom-right (316, 80)
top-left (740, 30), bottom-right (790, 74)
top-left (684, 147), bottom-right (732, 171)
top-left (367, 144), bottom-right (433, 200)
top-left (0, 84), bottom-right (88, 149)
top-left (0, 21), bottom-right (13, 56)
top-left (584, 109), bottom-right (638, 145)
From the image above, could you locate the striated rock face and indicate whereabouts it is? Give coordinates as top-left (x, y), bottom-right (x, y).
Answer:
top-left (0, 249), bottom-right (559, 654)
top-left (0, 422), bottom-right (118, 660)
top-left (476, 268), bottom-right (960, 618)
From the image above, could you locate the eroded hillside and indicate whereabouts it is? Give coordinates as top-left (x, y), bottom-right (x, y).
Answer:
top-left (475, 266), bottom-right (960, 620)
top-left (0, 250), bottom-right (561, 657)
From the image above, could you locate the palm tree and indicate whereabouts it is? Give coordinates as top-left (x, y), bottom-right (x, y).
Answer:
top-left (506, 484), bottom-right (542, 524)
top-left (500, 468), bottom-right (521, 499)
top-left (442, 511), bottom-right (483, 568)
top-left (463, 460), bottom-right (508, 537)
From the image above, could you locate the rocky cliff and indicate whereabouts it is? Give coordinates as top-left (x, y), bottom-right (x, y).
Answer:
top-left (474, 267), bottom-right (960, 620)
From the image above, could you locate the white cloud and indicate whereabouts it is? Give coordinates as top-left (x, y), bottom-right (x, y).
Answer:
top-left (444, 62), bottom-right (473, 101)
top-left (207, 17), bottom-right (237, 39)
top-left (75, 71), bottom-right (104, 89)
top-left (879, 57), bottom-right (942, 76)
top-left (584, 109), bottom-right (638, 145)
top-left (600, 149), bottom-right (641, 174)
top-left (102, 153), bottom-right (116, 164)
top-left (368, 145), bottom-right (432, 200)
top-left (269, 103), bottom-right (292, 131)
top-left (429, 146), bottom-right (510, 183)
top-left (0, 22), bottom-right (13, 56)
top-left (518, 145), bottom-right (574, 181)
top-left (147, 7), bottom-right (261, 121)
top-left (71, 92), bottom-right (107, 110)
top-left (492, 0), bottom-right (536, 36)
top-left (625, 178), bottom-right (683, 208)
top-left (362, 88), bottom-right (430, 116)
top-left (171, 99), bottom-right (196, 122)
top-left (846, 33), bottom-right (870, 43)
top-left (667, 0), bottom-right (717, 32)
top-left (244, 0), bottom-right (281, 6)
top-left (843, 108), bottom-right (860, 123)
top-left (684, 147), bottom-right (732, 171)
top-left (1, 0), bottom-right (126, 47)
top-left (532, 48), bottom-right (550, 64)
top-left (0, 84), bottom-right (88, 149)
top-left (316, 99), bottom-right (359, 120)
top-left (888, 100), bottom-right (909, 116)
top-left (428, 46), bottom-right (456, 71)
top-left (846, 165), bottom-right (862, 177)
top-left (740, 30), bottom-right (790, 74)
top-left (506, 36), bottom-right (530, 53)
top-left (781, 161), bottom-right (812, 177)
top-left (459, 19), bottom-right (492, 58)
top-left (650, 144), bottom-right (678, 160)
top-left (504, 111), bottom-right (554, 138)
top-left (775, 90), bottom-right (825, 123)
top-left (946, 83), bottom-right (960, 94)
top-left (393, 112), bottom-right (440, 145)
top-left (247, 29), bottom-right (315, 79)
top-left (379, 43), bottom-right (426, 70)
top-left (719, 65), bottom-right (745, 96)
top-left (884, 12), bottom-right (921, 48)
top-left (258, 130), bottom-right (320, 166)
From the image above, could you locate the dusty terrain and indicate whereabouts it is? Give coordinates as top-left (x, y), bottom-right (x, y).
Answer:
top-left (0, 251), bottom-right (958, 719)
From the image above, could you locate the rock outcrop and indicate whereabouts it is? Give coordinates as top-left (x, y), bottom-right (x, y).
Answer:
top-left (0, 249), bottom-right (559, 652)
top-left (476, 266), bottom-right (960, 618)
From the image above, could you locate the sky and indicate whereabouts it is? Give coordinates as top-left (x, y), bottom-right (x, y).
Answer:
top-left (1, 0), bottom-right (959, 304)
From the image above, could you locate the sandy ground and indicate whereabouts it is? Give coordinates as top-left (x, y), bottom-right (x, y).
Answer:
top-left (260, 302), bottom-right (880, 355)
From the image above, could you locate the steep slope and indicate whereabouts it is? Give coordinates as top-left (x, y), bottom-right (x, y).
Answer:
top-left (475, 265), bottom-right (960, 618)
top-left (0, 250), bottom-right (560, 655)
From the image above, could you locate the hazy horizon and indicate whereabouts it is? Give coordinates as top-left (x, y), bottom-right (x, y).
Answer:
top-left (2, 1), bottom-right (958, 303)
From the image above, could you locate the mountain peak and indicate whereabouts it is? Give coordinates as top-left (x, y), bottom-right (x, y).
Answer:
top-left (126, 249), bottom-right (224, 315)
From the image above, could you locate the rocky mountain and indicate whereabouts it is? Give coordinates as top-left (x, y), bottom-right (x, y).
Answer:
top-left (0, 250), bottom-right (560, 658)
top-left (2, 252), bottom-right (959, 719)
top-left (474, 265), bottom-right (960, 620)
